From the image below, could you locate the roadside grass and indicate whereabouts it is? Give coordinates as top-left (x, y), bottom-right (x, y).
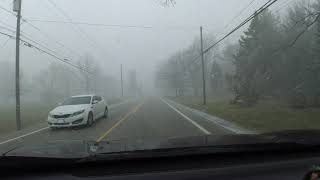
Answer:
top-left (0, 97), bottom-right (127, 136)
top-left (0, 102), bottom-right (55, 136)
top-left (172, 96), bottom-right (320, 132)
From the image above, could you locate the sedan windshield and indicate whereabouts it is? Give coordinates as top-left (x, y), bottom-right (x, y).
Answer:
top-left (61, 97), bottom-right (91, 105)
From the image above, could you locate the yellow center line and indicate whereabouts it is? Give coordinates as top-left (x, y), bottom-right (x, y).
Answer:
top-left (96, 102), bottom-right (144, 143)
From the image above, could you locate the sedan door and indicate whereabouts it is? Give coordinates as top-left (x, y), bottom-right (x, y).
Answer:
top-left (96, 96), bottom-right (104, 118)
top-left (92, 96), bottom-right (100, 119)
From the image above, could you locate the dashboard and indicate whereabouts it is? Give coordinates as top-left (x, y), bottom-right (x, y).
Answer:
top-left (2, 148), bottom-right (320, 179)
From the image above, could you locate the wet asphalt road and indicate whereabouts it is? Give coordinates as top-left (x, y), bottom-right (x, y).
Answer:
top-left (0, 97), bottom-right (233, 154)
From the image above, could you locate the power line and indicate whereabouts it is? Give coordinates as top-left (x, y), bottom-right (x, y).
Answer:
top-left (23, 20), bottom-right (83, 58)
top-left (0, 23), bottom-right (70, 61)
top-left (273, 0), bottom-right (295, 13)
top-left (0, 30), bottom-right (92, 75)
top-left (204, 0), bottom-right (277, 54)
top-left (25, 18), bottom-right (206, 31)
top-left (0, 4), bottom-right (83, 59)
top-left (40, 0), bottom-right (62, 18)
top-left (187, 0), bottom-right (278, 68)
top-left (0, 4), bottom-right (16, 16)
top-left (0, 30), bottom-right (14, 38)
top-left (223, 0), bottom-right (256, 31)
top-left (47, 0), bottom-right (108, 58)
top-left (26, 19), bottom-right (154, 29)
top-left (0, 37), bottom-right (11, 49)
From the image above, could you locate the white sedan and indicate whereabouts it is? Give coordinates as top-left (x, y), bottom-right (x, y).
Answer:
top-left (47, 95), bottom-right (108, 128)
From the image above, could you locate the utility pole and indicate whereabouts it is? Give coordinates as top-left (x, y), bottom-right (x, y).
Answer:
top-left (121, 64), bottom-right (123, 97)
top-left (200, 26), bottom-right (207, 105)
top-left (14, 0), bottom-right (22, 130)
top-left (175, 59), bottom-right (179, 97)
top-left (93, 72), bottom-right (97, 93)
top-left (85, 58), bottom-right (89, 94)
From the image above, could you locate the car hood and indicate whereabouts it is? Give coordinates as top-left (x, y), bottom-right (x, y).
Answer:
top-left (4, 130), bottom-right (320, 159)
top-left (2, 140), bottom-right (89, 158)
top-left (50, 104), bottom-right (90, 115)
top-left (2, 135), bottom-right (265, 158)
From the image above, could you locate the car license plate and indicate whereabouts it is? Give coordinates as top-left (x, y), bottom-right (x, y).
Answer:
top-left (58, 119), bottom-right (64, 123)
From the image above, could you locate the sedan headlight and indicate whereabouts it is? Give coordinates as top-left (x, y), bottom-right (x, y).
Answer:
top-left (71, 109), bottom-right (85, 117)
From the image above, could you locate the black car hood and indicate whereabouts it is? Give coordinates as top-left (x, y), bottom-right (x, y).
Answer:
top-left (4, 130), bottom-right (320, 158)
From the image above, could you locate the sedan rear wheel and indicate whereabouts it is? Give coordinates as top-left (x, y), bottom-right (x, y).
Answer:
top-left (87, 112), bottom-right (93, 126)
top-left (104, 108), bottom-right (108, 119)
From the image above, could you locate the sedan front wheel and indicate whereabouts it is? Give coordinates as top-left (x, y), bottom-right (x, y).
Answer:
top-left (87, 112), bottom-right (93, 126)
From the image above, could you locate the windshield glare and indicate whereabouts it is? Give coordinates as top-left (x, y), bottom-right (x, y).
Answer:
top-left (0, 0), bottom-right (320, 158)
top-left (61, 97), bottom-right (92, 105)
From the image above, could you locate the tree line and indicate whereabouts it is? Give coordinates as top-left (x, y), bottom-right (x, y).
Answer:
top-left (156, 0), bottom-right (320, 108)
top-left (0, 54), bottom-right (119, 105)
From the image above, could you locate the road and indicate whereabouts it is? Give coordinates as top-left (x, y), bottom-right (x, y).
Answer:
top-left (0, 97), bottom-right (234, 154)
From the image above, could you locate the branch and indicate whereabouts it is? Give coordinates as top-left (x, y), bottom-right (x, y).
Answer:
top-left (288, 13), bottom-right (320, 47)
top-left (288, 12), bottom-right (319, 31)
top-left (158, 0), bottom-right (176, 7)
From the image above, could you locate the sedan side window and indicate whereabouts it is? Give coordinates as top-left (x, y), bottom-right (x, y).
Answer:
top-left (92, 96), bottom-right (98, 104)
top-left (97, 96), bottom-right (102, 101)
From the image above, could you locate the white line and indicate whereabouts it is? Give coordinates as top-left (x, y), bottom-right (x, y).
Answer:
top-left (161, 98), bottom-right (211, 135)
top-left (166, 99), bottom-right (255, 134)
top-left (0, 127), bottom-right (49, 145)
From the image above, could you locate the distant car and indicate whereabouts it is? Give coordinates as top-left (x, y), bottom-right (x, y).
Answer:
top-left (47, 95), bottom-right (108, 129)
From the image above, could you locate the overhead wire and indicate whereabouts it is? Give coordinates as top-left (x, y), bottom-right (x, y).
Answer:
top-left (0, 30), bottom-right (92, 75)
top-left (0, 36), bottom-right (11, 50)
top-left (0, 2), bottom-right (100, 83)
top-left (23, 19), bottom-right (204, 32)
top-left (0, 22), bottom-right (74, 63)
top-left (1, 0), bottom-right (278, 73)
top-left (186, 0), bottom-right (278, 69)
top-left (223, 0), bottom-right (256, 32)
top-left (46, 0), bottom-right (110, 59)
top-left (273, 0), bottom-right (295, 13)
top-left (26, 19), bottom-right (154, 29)
top-left (0, 4), bottom-right (16, 16)
top-left (0, 4), bottom-right (83, 59)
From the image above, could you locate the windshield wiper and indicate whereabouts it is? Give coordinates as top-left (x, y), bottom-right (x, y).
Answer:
top-left (261, 129), bottom-right (320, 145)
top-left (79, 140), bottom-right (320, 163)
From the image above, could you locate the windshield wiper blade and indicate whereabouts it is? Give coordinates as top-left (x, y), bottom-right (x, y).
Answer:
top-left (1, 145), bottom-right (24, 157)
top-left (78, 141), bottom-right (320, 163)
top-left (262, 129), bottom-right (320, 145)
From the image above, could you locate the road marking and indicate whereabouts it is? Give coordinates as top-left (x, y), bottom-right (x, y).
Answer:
top-left (96, 102), bottom-right (144, 142)
top-left (161, 98), bottom-right (211, 135)
top-left (0, 100), bottom-right (133, 146)
top-left (0, 126), bottom-right (49, 145)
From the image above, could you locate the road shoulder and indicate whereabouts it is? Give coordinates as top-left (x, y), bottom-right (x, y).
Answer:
top-left (165, 98), bottom-right (256, 134)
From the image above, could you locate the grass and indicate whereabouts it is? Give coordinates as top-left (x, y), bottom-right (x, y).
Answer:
top-left (0, 102), bottom-right (55, 136)
top-left (172, 96), bottom-right (320, 132)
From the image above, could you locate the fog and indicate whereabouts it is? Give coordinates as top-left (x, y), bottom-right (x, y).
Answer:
top-left (0, 0), bottom-right (296, 102)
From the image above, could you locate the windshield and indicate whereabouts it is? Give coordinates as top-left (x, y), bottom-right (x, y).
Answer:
top-left (0, 0), bottom-right (320, 159)
top-left (61, 97), bottom-right (91, 105)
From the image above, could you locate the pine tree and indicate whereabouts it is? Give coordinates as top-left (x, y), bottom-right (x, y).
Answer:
top-left (233, 9), bottom-right (281, 105)
top-left (210, 61), bottom-right (223, 92)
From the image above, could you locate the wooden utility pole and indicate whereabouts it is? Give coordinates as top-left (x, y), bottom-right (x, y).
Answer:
top-left (200, 26), bottom-right (206, 105)
top-left (14, 0), bottom-right (22, 130)
top-left (121, 64), bottom-right (123, 97)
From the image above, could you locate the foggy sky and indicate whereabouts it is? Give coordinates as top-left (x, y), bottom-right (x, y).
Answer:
top-left (0, 0), bottom-right (295, 94)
